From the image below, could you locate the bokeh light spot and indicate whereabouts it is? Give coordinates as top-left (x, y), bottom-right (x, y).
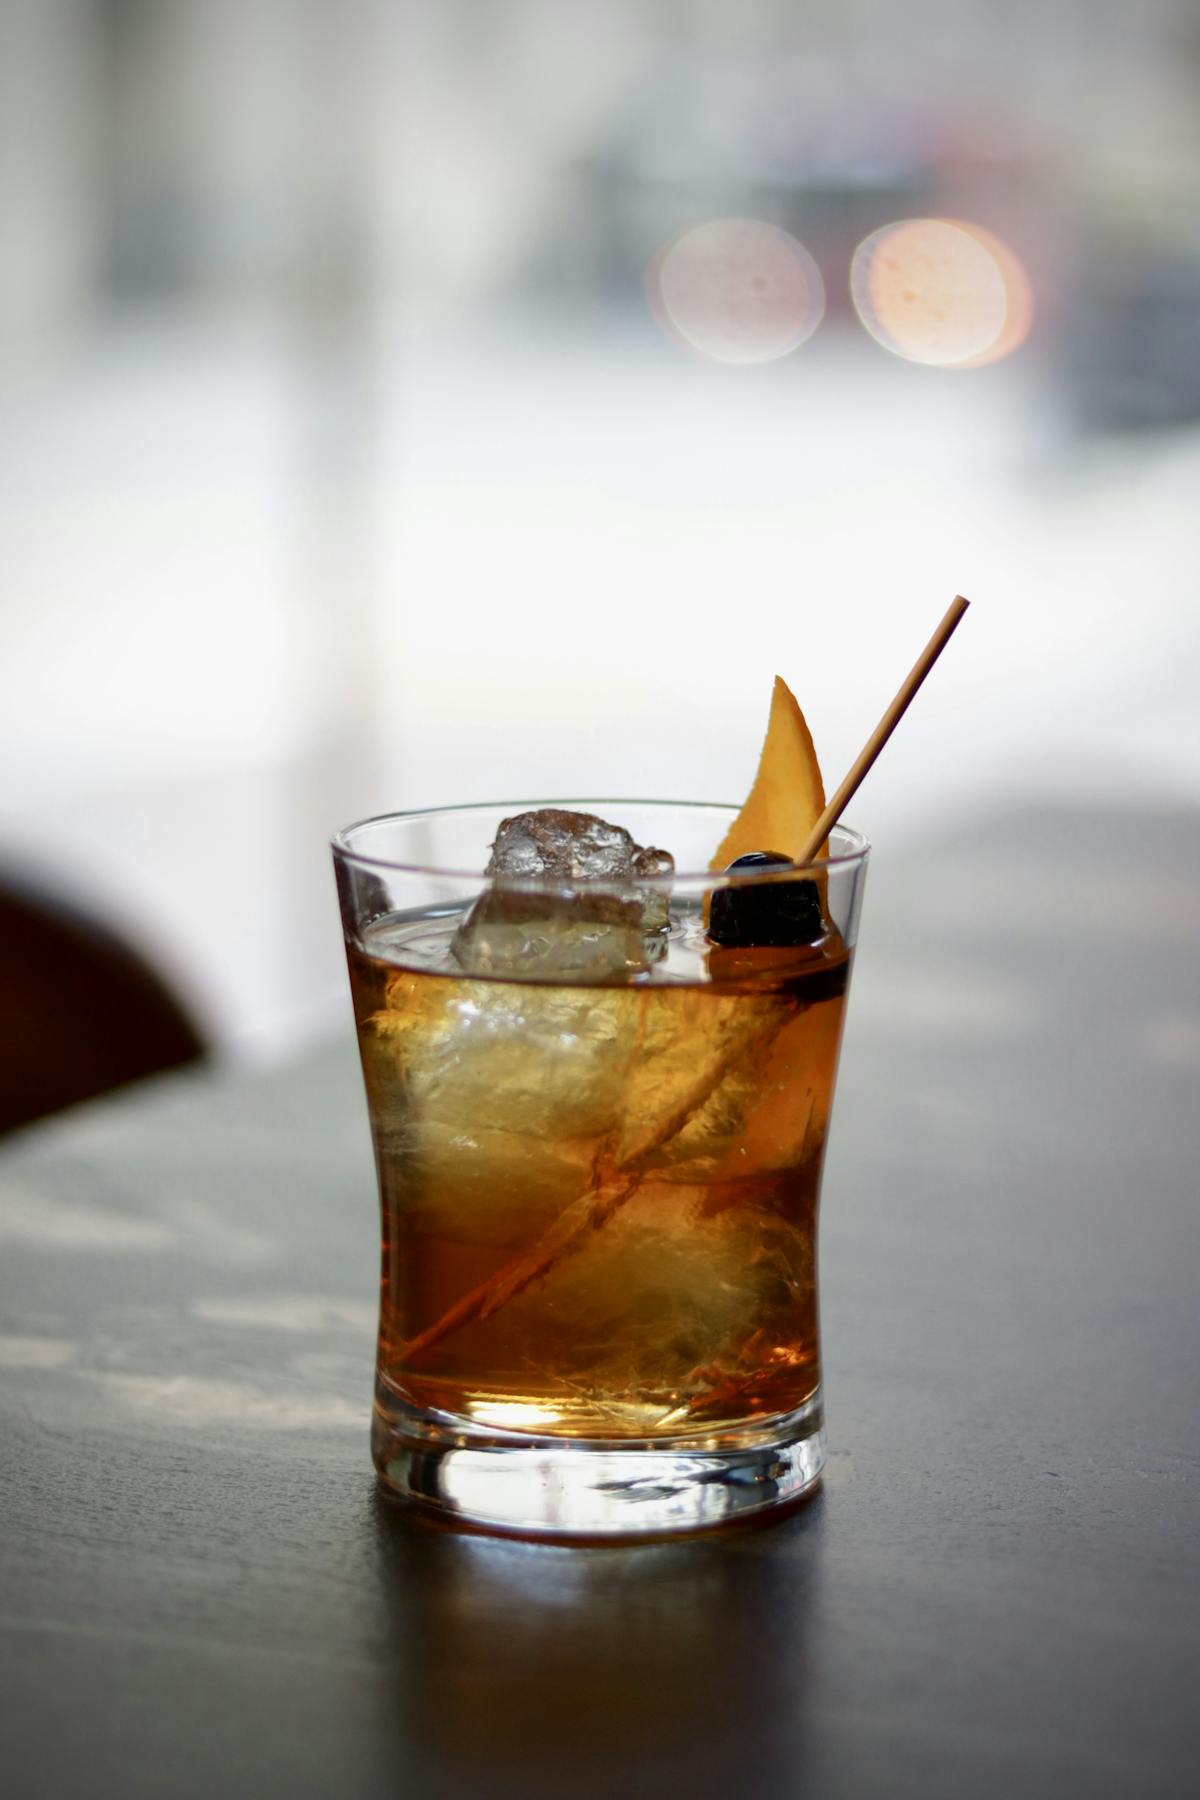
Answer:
top-left (649, 219), bottom-right (825, 365)
top-left (850, 218), bottom-right (1032, 368)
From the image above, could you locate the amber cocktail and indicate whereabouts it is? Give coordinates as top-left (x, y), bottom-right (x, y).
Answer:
top-left (334, 800), bottom-right (867, 1538)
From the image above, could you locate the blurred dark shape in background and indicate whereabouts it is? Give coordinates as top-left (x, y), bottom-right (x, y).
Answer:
top-left (1, 0), bottom-right (1198, 1093)
top-left (1063, 232), bottom-right (1200, 431)
top-left (0, 866), bottom-right (206, 1133)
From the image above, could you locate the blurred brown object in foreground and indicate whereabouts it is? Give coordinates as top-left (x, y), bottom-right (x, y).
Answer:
top-left (0, 869), bottom-right (207, 1134)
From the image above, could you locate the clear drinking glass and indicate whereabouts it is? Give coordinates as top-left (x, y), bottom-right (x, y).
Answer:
top-left (333, 801), bottom-right (868, 1538)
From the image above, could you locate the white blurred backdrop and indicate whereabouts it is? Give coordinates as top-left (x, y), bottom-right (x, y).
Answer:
top-left (2, 0), bottom-right (1199, 1059)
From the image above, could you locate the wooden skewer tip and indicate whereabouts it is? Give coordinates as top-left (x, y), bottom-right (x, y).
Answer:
top-left (796, 595), bottom-right (970, 866)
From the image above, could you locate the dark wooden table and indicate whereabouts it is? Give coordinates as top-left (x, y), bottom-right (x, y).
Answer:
top-left (2, 808), bottom-right (1197, 1799)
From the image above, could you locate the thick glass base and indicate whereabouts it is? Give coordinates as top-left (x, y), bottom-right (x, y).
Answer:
top-left (372, 1391), bottom-right (825, 1540)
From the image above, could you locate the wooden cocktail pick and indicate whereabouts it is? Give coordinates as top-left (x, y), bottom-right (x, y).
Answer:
top-left (795, 594), bottom-right (970, 865)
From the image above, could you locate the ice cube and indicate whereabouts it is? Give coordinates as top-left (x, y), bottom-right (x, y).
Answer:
top-left (452, 808), bottom-right (674, 979)
top-left (481, 808), bottom-right (640, 882)
top-left (361, 967), bottom-right (642, 1242)
top-left (483, 1177), bottom-right (813, 1401)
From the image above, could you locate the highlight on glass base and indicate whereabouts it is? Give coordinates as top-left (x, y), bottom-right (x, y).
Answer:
top-left (334, 785), bottom-right (868, 1543)
top-left (373, 1393), bottom-right (826, 1540)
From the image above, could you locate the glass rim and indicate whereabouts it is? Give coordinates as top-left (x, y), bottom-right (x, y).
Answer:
top-left (331, 799), bottom-right (870, 885)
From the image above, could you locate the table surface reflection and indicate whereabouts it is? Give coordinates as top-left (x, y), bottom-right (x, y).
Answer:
top-left (1, 807), bottom-right (1197, 1800)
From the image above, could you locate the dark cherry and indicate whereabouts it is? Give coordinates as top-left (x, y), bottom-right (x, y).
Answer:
top-left (707, 851), bottom-right (825, 948)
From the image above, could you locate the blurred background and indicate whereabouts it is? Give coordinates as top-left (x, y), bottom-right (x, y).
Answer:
top-left (2, 0), bottom-right (1199, 1114)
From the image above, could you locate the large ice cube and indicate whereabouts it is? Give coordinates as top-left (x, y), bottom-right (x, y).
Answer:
top-left (360, 966), bottom-right (642, 1242)
top-left (452, 808), bottom-right (674, 979)
top-left (479, 808), bottom-right (642, 882)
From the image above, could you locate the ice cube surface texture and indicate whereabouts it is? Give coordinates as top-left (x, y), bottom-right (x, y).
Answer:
top-left (452, 808), bottom-right (675, 980)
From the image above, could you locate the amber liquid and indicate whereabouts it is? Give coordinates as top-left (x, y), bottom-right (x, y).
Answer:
top-left (349, 912), bottom-right (849, 1441)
